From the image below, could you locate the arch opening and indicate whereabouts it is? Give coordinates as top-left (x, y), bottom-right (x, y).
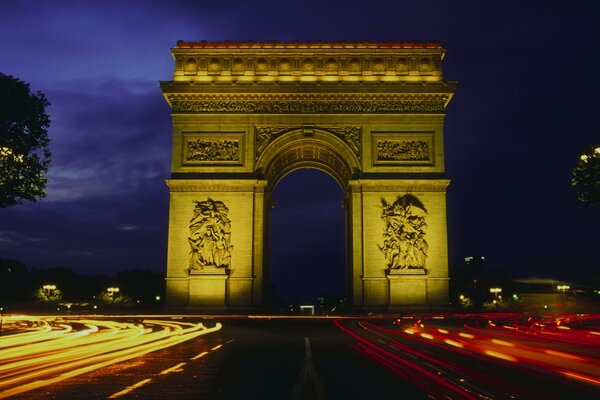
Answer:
top-left (267, 168), bottom-right (346, 307)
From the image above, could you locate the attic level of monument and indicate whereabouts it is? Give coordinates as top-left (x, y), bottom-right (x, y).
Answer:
top-left (167, 40), bottom-right (452, 85)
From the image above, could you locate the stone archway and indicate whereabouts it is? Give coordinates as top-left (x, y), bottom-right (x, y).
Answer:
top-left (161, 41), bottom-right (456, 311)
top-left (258, 127), bottom-right (358, 306)
top-left (257, 126), bottom-right (359, 188)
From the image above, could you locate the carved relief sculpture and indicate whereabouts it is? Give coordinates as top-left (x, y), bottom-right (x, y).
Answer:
top-left (255, 125), bottom-right (361, 160)
top-left (187, 138), bottom-right (240, 162)
top-left (379, 194), bottom-right (429, 270)
top-left (255, 127), bottom-right (289, 157)
top-left (377, 139), bottom-right (429, 161)
top-left (328, 126), bottom-right (360, 156)
top-left (188, 199), bottom-right (233, 272)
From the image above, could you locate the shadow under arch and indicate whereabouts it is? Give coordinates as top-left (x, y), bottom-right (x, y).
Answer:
top-left (268, 168), bottom-right (346, 305)
top-left (255, 128), bottom-right (361, 190)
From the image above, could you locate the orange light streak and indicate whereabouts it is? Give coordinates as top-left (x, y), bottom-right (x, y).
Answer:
top-left (0, 317), bottom-right (222, 399)
top-left (544, 349), bottom-right (583, 361)
top-left (561, 370), bottom-right (600, 386)
top-left (444, 339), bottom-right (464, 348)
top-left (490, 339), bottom-right (515, 347)
top-left (483, 350), bottom-right (517, 362)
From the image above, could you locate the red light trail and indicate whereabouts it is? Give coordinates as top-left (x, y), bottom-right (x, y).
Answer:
top-left (336, 314), bottom-right (600, 398)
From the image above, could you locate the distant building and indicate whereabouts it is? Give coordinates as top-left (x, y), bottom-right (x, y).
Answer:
top-left (510, 278), bottom-right (579, 311)
top-left (458, 256), bottom-right (487, 308)
top-left (464, 256), bottom-right (486, 270)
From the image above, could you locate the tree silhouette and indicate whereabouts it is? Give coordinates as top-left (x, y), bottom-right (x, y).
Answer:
top-left (0, 73), bottom-right (51, 207)
top-left (572, 140), bottom-right (600, 208)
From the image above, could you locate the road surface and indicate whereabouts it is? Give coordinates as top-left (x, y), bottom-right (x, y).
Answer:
top-left (1, 314), bottom-right (599, 399)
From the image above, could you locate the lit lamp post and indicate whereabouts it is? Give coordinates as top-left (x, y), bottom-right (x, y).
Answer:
top-left (107, 287), bottom-right (120, 303)
top-left (489, 287), bottom-right (502, 300)
top-left (42, 284), bottom-right (57, 301)
top-left (557, 285), bottom-right (570, 296)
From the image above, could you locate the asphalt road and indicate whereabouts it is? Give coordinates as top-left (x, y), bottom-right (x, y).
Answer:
top-left (8, 315), bottom-right (600, 399)
top-left (13, 318), bottom-right (420, 400)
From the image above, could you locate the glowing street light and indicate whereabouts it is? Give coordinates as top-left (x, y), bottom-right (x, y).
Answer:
top-left (42, 284), bottom-right (57, 300)
top-left (557, 285), bottom-right (570, 295)
top-left (489, 287), bottom-right (502, 300)
top-left (107, 287), bottom-right (120, 303)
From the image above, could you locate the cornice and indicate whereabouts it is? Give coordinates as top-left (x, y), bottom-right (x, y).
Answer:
top-left (160, 81), bottom-right (456, 94)
top-left (348, 179), bottom-right (451, 192)
top-left (166, 179), bottom-right (266, 192)
top-left (175, 40), bottom-right (443, 50)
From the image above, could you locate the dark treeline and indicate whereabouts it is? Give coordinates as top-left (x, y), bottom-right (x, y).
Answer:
top-left (0, 258), bottom-right (165, 309)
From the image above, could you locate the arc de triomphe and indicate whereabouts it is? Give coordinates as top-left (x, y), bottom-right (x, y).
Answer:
top-left (160, 41), bottom-right (456, 310)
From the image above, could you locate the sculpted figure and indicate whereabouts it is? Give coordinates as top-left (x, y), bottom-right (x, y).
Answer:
top-left (256, 127), bottom-right (274, 155)
top-left (188, 199), bottom-right (233, 271)
top-left (379, 194), bottom-right (428, 269)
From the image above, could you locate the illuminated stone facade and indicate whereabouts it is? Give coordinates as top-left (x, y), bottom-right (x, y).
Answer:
top-left (161, 41), bottom-right (456, 310)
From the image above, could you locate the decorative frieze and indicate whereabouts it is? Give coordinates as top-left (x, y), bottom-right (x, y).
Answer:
top-left (377, 140), bottom-right (428, 161)
top-left (168, 94), bottom-right (448, 114)
top-left (372, 132), bottom-right (434, 165)
top-left (187, 139), bottom-right (239, 162)
top-left (182, 133), bottom-right (244, 165)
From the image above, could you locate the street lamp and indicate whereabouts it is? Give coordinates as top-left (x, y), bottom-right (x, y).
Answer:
top-left (557, 285), bottom-right (570, 295)
top-left (107, 287), bottom-right (120, 303)
top-left (42, 284), bottom-right (57, 301)
top-left (489, 287), bottom-right (502, 300)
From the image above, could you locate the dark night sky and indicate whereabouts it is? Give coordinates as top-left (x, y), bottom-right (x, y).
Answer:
top-left (1, 1), bottom-right (599, 302)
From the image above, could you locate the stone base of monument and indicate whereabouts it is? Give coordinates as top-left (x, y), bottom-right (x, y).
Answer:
top-left (186, 271), bottom-right (228, 310)
top-left (387, 270), bottom-right (427, 306)
top-left (386, 269), bottom-right (450, 308)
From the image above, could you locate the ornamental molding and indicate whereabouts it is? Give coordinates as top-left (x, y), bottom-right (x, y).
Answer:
top-left (348, 179), bottom-right (450, 192)
top-left (166, 179), bottom-right (266, 192)
top-left (167, 93), bottom-right (448, 114)
top-left (255, 125), bottom-right (360, 159)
